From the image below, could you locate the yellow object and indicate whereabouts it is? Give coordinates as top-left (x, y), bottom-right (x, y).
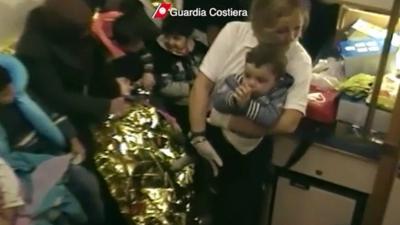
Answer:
top-left (366, 73), bottom-right (400, 111)
top-left (93, 103), bottom-right (193, 225)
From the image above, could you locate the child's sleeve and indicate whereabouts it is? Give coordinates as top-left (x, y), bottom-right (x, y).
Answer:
top-left (159, 74), bottom-right (191, 98)
top-left (140, 49), bottom-right (155, 74)
top-left (244, 86), bottom-right (290, 127)
top-left (245, 74), bottom-right (294, 126)
top-left (150, 43), bottom-right (191, 97)
top-left (0, 158), bottom-right (24, 210)
top-left (243, 98), bottom-right (282, 127)
top-left (213, 75), bottom-right (241, 114)
top-left (51, 114), bottom-right (77, 140)
top-left (30, 93), bottom-right (77, 140)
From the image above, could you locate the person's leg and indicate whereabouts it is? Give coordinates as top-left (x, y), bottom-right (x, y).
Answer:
top-left (73, 124), bottom-right (128, 225)
top-left (192, 125), bottom-right (243, 225)
top-left (240, 137), bottom-right (274, 225)
top-left (66, 165), bottom-right (105, 225)
top-left (212, 151), bottom-right (246, 225)
top-left (206, 129), bottom-right (274, 225)
top-left (190, 125), bottom-right (224, 225)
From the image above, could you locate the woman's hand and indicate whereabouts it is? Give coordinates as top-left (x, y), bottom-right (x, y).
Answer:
top-left (191, 137), bottom-right (223, 177)
top-left (109, 97), bottom-right (131, 118)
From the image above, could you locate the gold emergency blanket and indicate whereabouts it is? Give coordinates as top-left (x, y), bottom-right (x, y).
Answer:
top-left (93, 103), bottom-right (193, 225)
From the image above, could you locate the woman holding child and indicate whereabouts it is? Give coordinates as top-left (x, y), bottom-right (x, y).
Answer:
top-left (188, 0), bottom-right (313, 225)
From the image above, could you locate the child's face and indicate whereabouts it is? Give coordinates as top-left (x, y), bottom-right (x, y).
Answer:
top-left (164, 34), bottom-right (189, 55)
top-left (243, 63), bottom-right (277, 97)
top-left (0, 84), bottom-right (15, 105)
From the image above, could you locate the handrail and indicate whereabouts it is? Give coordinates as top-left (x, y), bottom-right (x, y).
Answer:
top-left (363, 0), bottom-right (400, 138)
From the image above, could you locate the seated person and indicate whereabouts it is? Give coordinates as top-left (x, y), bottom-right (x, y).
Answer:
top-left (111, 13), bottom-right (159, 94)
top-left (0, 157), bottom-right (24, 225)
top-left (152, 16), bottom-right (208, 135)
top-left (0, 54), bottom-right (104, 225)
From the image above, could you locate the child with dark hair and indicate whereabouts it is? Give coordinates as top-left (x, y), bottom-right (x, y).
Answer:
top-left (212, 44), bottom-right (294, 130)
top-left (173, 44), bottom-right (293, 169)
top-left (0, 55), bottom-right (104, 225)
top-left (153, 16), bottom-right (208, 135)
top-left (111, 13), bottom-right (159, 94)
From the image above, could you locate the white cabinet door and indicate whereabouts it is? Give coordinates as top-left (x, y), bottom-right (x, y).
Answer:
top-left (382, 177), bottom-right (400, 225)
top-left (271, 177), bottom-right (357, 225)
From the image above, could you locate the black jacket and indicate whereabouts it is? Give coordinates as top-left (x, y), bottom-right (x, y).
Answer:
top-left (151, 39), bottom-right (208, 104)
top-left (16, 8), bottom-right (117, 125)
top-left (0, 93), bottom-right (76, 154)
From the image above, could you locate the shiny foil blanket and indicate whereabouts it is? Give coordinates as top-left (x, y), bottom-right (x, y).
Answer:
top-left (93, 104), bottom-right (193, 225)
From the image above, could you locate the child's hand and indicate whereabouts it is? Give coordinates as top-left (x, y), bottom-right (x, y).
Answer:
top-left (233, 84), bottom-right (252, 108)
top-left (142, 73), bottom-right (156, 91)
top-left (116, 77), bottom-right (133, 96)
top-left (70, 138), bottom-right (86, 164)
top-left (109, 97), bottom-right (131, 118)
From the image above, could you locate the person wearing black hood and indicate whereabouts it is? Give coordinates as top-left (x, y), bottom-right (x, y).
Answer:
top-left (15, 0), bottom-right (130, 161)
top-left (16, 1), bottom-right (131, 225)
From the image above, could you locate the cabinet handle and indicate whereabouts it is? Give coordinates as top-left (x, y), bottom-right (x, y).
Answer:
top-left (315, 170), bottom-right (323, 176)
top-left (290, 180), bottom-right (310, 190)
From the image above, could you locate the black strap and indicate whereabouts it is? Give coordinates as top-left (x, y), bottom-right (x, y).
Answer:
top-left (284, 119), bottom-right (329, 169)
top-left (284, 139), bottom-right (314, 168)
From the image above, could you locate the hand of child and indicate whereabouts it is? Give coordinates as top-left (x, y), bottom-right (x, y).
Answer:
top-left (233, 84), bottom-right (252, 108)
top-left (109, 97), bottom-right (131, 118)
top-left (141, 73), bottom-right (156, 91)
top-left (70, 137), bottom-right (86, 164)
top-left (116, 77), bottom-right (133, 96)
top-left (191, 137), bottom-right (223, 177)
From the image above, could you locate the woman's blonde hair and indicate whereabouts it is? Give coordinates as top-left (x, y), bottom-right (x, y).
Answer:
top-left (250, 0), bottom-right (311, 40)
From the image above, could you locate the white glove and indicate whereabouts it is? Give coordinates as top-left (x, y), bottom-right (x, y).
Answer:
top-left (170, 154), bottom-right (194, 171)
top-left (207, 108), bottom-right (231, 129)
top-left (192, 136), bottom-right (223, 176)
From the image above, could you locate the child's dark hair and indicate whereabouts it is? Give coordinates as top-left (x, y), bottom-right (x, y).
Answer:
top-left (161, 16), bottom-right (194, 37)
top-left (0, 66), bottom-right (11, 91)
top-left (112, 13), bottom-right (159, 46)
top-left (246, 44), bottom-right (287, 77)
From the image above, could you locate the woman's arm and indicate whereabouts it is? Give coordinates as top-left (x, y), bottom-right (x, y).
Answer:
top-left (228, 109), bottom-right (303, 137)
top-left (18, 56), bottom-right (111, 122)
top-left (189, 72), bottom-right (214, 133)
